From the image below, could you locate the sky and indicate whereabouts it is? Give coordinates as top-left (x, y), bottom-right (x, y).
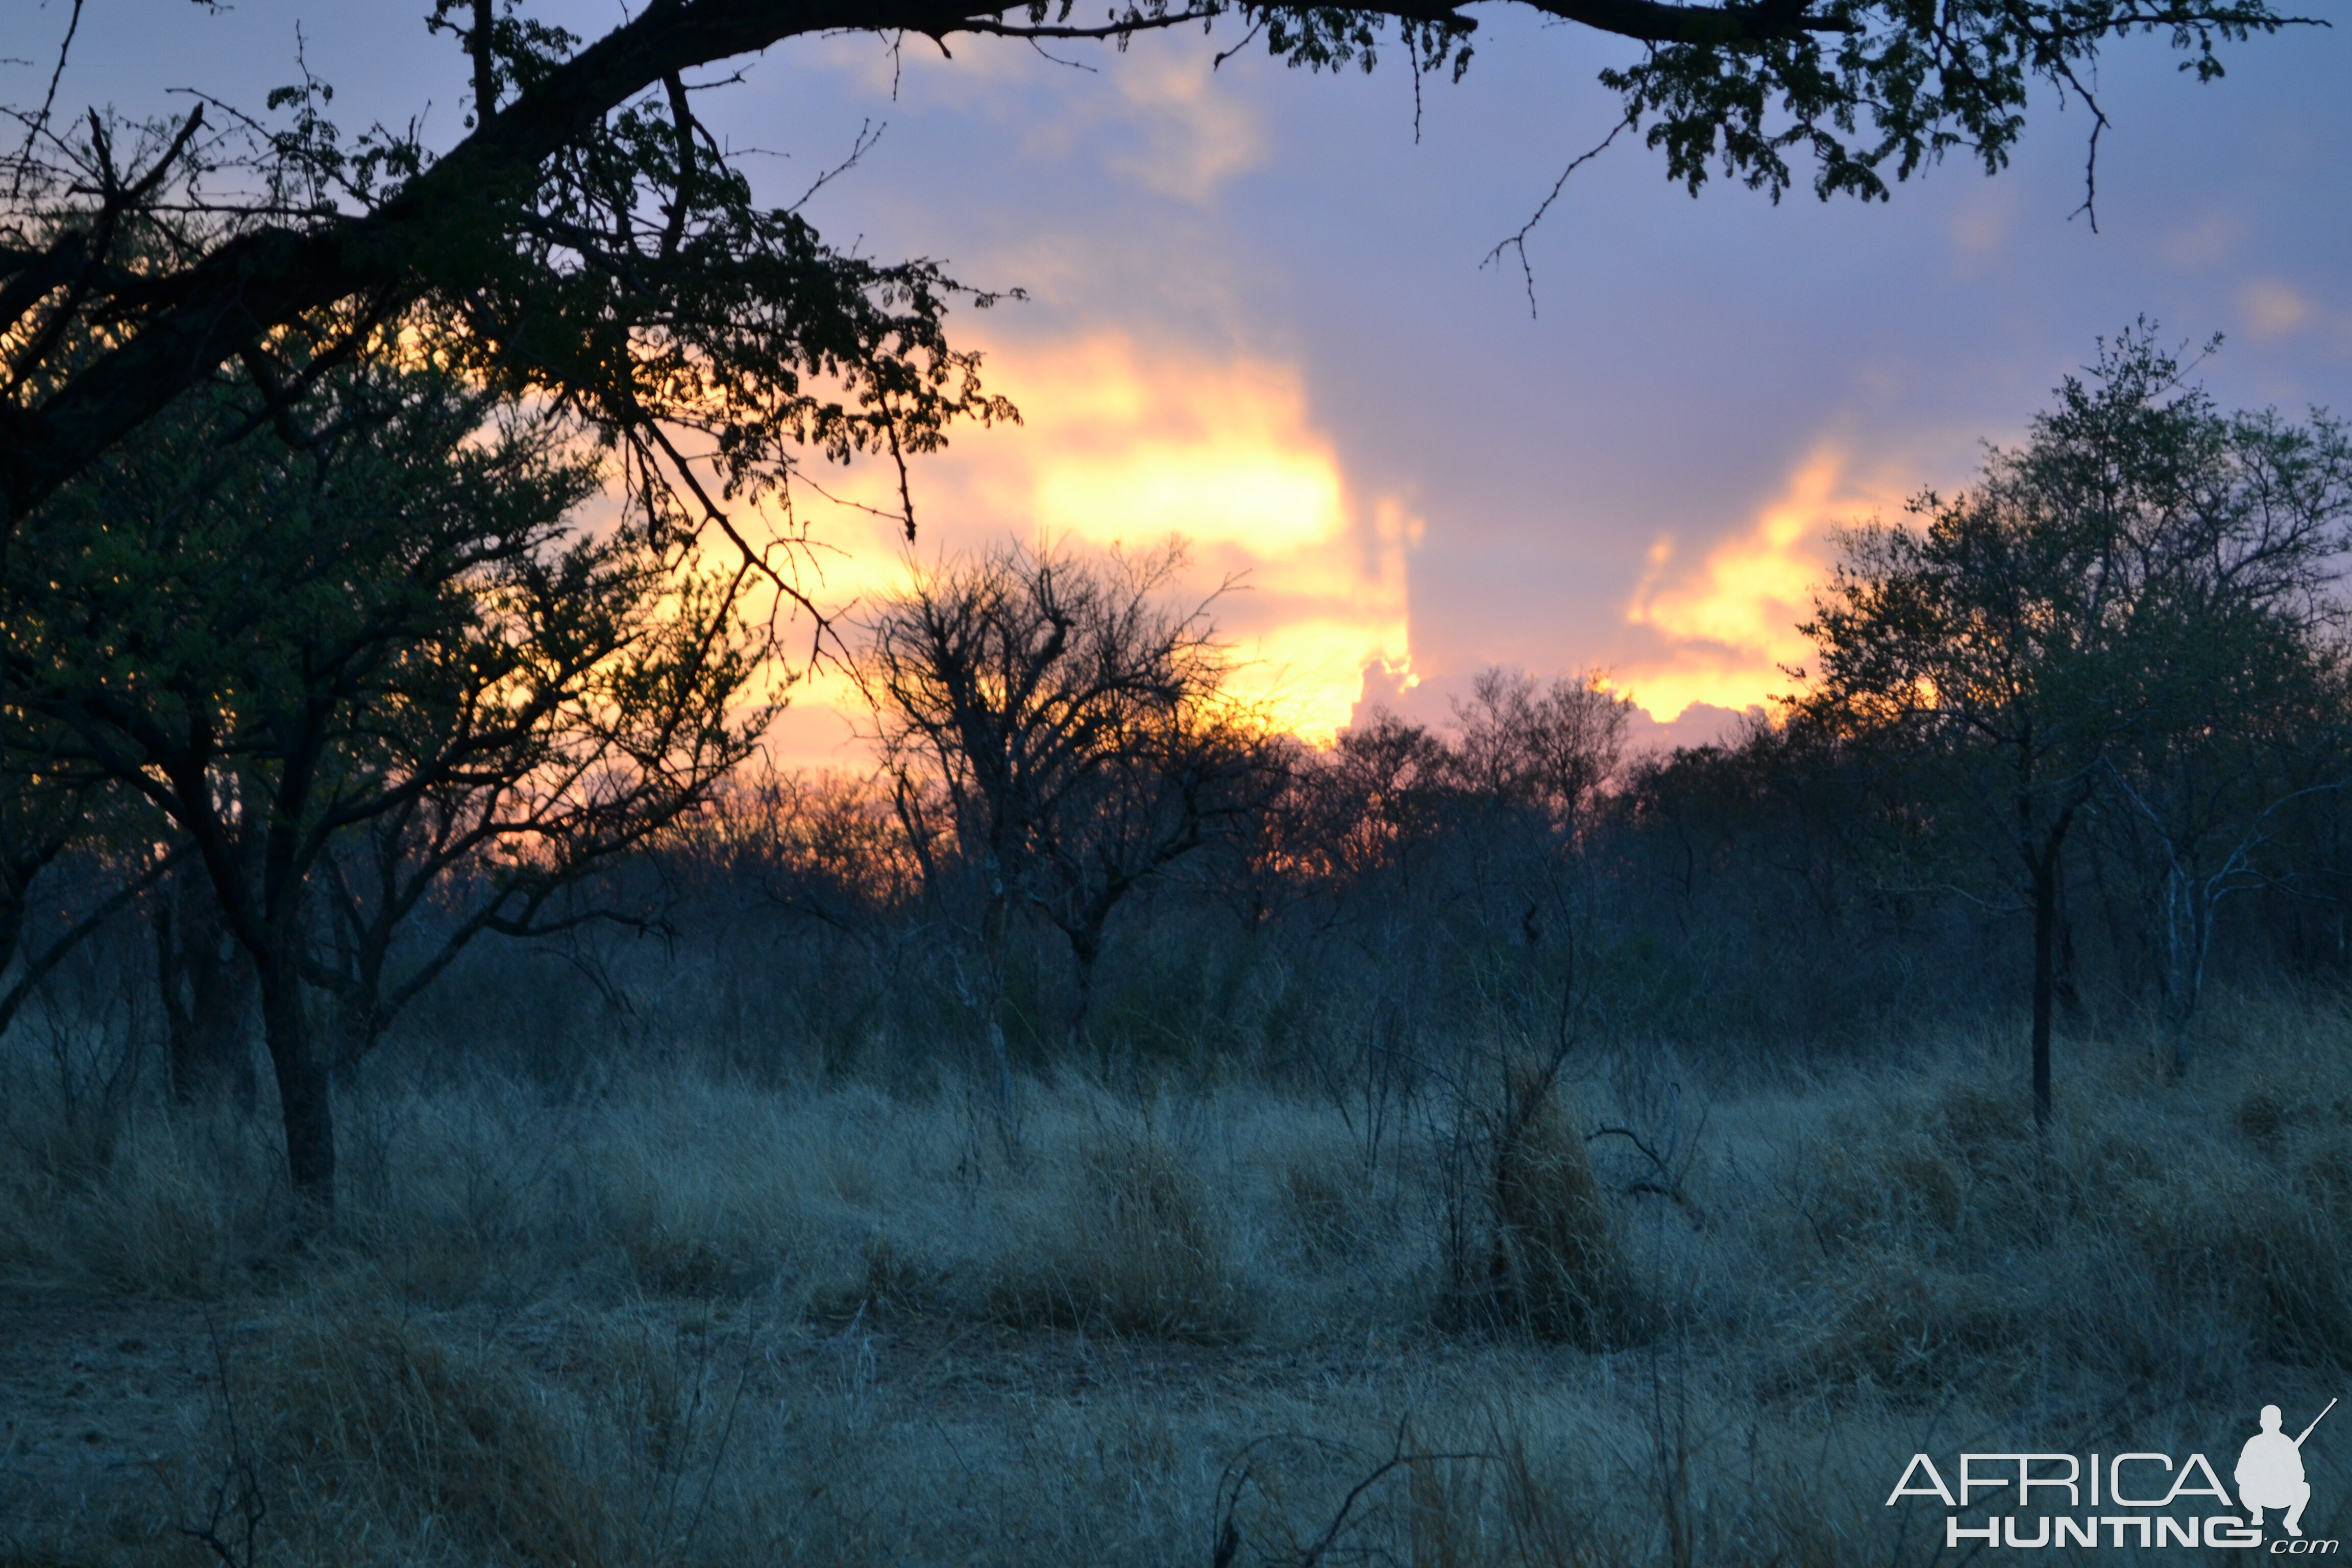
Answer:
top-left (24, 0), bottom-right (2352, 763)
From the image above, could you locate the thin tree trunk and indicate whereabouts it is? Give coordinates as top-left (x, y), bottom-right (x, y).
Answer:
top-left (2054, 871), bottom-right (2085, 1023)
top-left (2030, 842), bottom-right (2059, 1131)
top-left (2159, 863), bottom-right (2220, 1082)
top-left (1065, 928), bottom-right (1099, 1062)
top-left (329, 920), bottom-right (390, 1081)
top-left (333, 997), bottom-right (380, 1082)
top-left (2159, 863), bottom-right (2193, 1080)
top-left (158, 885), bottom-right (256, 1109)
top-left (0, 882), bottom-right (26, 985)
top-left (978, 891), bottom-right (1017, 1156)
top-left (257, 949), bottom-right (334, 1211)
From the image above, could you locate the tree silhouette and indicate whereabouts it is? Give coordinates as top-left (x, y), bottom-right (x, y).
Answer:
top-left (3, 362), bottom-right (771, 1210)
top-left (859, 540), bottom-right (1266, 1094)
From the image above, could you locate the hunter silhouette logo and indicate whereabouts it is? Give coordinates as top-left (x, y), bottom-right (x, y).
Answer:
top-left (2240, 1400), bottom-right (2334, 1539)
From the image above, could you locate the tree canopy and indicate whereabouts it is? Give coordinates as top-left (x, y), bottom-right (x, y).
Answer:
top-left (2, 358), bottom-right (772, 1205)
top-left (0, 0), bottom-right (2311, 559)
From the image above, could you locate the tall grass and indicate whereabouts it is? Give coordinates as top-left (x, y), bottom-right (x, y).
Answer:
top-left (5, 994), bottom-right (2349, 1564)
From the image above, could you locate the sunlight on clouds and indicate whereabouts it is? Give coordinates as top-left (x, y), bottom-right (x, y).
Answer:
top-left (1010, 338), bottom-right (1409, 739)
top-left (1615, 443), bottom-right (1896, 722)
top-left (1101, 52), bottom-right (1265, 201)
top-left (2241, 277), bottom-right (2314, 340)
top-left (766, 333), bottom-right (1411, 761)
top-left (1034, 446), bottom-right (1341, 554)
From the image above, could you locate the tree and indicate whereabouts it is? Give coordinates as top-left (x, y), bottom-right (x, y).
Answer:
top-left (2, 363), bottom-right (772, 1210)
top-left (1449, 668), bottom-right (1633, 954)
top-left (1453, 670), bottom-right (1630, 827)
top-left (2085, 404), bottom-right (2352, 1067)
top-left (0, 771), bottom-right (183, 1046)
top-left (1281, 711), bottom-right (1457, 895)
top-left (303, 557), bottom-right (765, 1077)
top-left (0, 0), bottom-right (2307, 545)
top-left (857, 540), bottom-right (1264, 1091)
top-left (1793, 327), bottom-right (2351, 1123)
top-left (2100, 651), bottom-right (2350, 1071)
top-left (0, 712), bottom-right (101, 991)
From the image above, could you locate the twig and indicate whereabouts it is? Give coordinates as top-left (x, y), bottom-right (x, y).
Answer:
top-left (1481, 108), bottom-right (1637, 316)
top-left (9, 0), bottom-right (83, 199)
top-left (179, 1315), bottom-right (267, 1568)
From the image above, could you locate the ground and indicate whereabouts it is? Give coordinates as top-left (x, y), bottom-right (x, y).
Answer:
top-left (6, 1014), bottom-right (2351, 1564)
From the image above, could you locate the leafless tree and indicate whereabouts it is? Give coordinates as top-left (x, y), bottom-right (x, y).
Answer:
top-left (1451, 669), bottom-right (1630, 829)
top-left (1449, 667), bottom-right (1633, 952)
top-left (857, 539), bottom-right (1269, 1107)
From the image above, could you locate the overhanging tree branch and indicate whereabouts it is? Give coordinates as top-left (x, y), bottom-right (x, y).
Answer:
top-left (0, 0), bottom-right (2312, 527)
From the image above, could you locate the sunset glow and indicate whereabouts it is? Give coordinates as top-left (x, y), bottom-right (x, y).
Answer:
top-left (768, 332), bottom-right (1413, 761)
top-left (1615, 443), bottom-right (1903, 723)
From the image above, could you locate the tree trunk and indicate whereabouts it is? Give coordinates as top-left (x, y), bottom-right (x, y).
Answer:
top-left (2019, 767), bottom-right (2082, 1134)
top-left (333, 996), bottom-right (381, 1082)
top-left (976, 890), bottom-right (1017, 1156)
top-left (1065, 926), bottom-right (1100, 1062)
top-left (256, 948), bottom-right (334, 1211)
top-left (190, 961), bottom-right (257, 1112)
top-left (2054, 872), bottom-right (2086, 1023)
top-left (329, 923), bottom-right (391, 1082)
top-left (2029, 842), bottom-right (2059, 1131)
top-left (2157, 861), bottom-right (2223, 1082)
top-left (157, 886), bottom-right (256, 1109)
top-left (0, 878), bottom-right (26, 984)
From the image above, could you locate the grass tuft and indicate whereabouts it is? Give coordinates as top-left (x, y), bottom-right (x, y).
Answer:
top-left (989, 1123), bottom-right (1257, 1342)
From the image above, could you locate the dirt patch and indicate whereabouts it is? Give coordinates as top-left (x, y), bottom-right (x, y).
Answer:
top-left (0, 1296), bottom-right (240, 1498)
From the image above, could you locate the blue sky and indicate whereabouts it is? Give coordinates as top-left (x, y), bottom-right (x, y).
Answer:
top-left (30, 0), bottom-right (2352, 756)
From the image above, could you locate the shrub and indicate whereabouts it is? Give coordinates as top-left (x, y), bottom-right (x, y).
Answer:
top-left (989, 1125), bottom-right (1255, 1342)
top-left (1488, 1085), bottom-right (1638, 1349)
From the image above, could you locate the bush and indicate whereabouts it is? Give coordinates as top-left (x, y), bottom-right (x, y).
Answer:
top-left (1490, 1089), bottom-right (1636, 1348)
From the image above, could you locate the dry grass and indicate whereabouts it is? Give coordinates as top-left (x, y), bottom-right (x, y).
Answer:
top-left (1488, 1081), bottom-right (1637, 1350)
top-left (5, 996), bottom-right (2351, 1564)
top-left (985, 1121), bottom-right (1257, 1342)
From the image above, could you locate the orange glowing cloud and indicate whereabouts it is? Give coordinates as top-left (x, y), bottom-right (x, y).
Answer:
top-left (763, 332), bottom-right (1414, 762)
top-left (1616, 442), bottom-right (1905, 722)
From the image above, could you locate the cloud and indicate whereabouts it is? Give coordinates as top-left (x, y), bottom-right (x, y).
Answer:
top-left (1100, 52), bottom-right (1265, 201)
top-left (2241, 277), bottom-right (2315, 340)
top-left (809, 33), bottom-right (1263, 203)
top-left (2165, 213), bottom-right (2242, 271)
top-left (764, 331), bottom-right (1413, 763)
top-left (1945, 188), bottom-right (2014, 255)
top-left (1614, 442), bottom-right (1905, 722)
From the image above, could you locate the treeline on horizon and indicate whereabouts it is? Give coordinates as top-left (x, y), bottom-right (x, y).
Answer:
top-left (7, 324), bottom-right (2352, 1208)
